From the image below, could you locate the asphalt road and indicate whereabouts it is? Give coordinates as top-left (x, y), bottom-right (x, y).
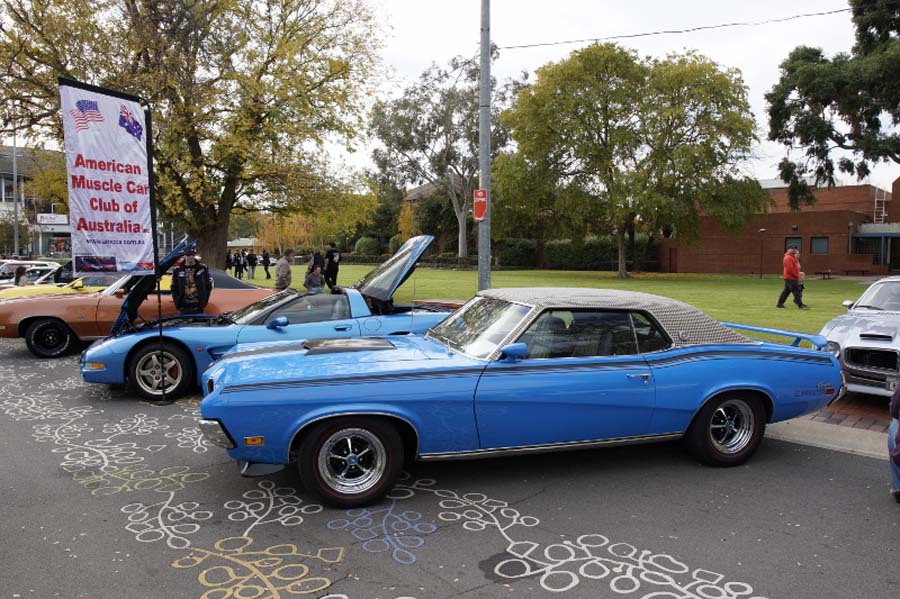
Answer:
top-left (1, 338), bottom-right (897, 599)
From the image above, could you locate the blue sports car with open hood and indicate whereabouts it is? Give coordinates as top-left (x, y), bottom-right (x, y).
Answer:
top-left (81, 235), bottom-right (450, 400)
top-left (199, 288), bottom-right (845, 508)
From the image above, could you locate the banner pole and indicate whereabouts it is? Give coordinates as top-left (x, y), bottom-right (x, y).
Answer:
top-left (143, 105), bottom-right (170, 406)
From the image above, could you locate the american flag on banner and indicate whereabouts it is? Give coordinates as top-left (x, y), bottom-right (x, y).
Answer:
top-left (69, 99), bottom-right (104, 131)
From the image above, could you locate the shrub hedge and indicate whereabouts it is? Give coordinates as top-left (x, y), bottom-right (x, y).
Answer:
top-left (354, 236), bottom-right (381, 255)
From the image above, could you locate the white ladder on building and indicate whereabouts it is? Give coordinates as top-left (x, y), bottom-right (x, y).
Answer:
top-left (875, 187), bottom-right (888, 223)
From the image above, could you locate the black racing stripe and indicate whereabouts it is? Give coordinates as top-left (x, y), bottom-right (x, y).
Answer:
top-left (221, 367), bottom-right (486, 394)
top-left (221, 348), bottom-right (832, 394)
top-left (645, 349), bottom-right (833, 366)
top-left (485, 361), bottom-right (647, 376)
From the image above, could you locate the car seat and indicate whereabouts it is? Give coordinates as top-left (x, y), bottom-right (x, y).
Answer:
top-left (528, 315), bottom-right (568, 359)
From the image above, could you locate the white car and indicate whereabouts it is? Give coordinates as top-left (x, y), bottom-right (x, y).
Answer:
top-left (0, 261), bottom-right (62, 280)
top-left (820, 276), bottom-right (900, 397)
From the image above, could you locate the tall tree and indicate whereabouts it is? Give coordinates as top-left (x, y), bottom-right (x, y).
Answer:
top-left (492, 151), bottom-right (586, 265)
top-left (370, 55), bottom-right (519, 257)
top-left (767, 0), bottom-right (900, 206)
top-left (504, 44), bottom-right (764, 277)
top-left (0, 0), bottom-right (379, 266)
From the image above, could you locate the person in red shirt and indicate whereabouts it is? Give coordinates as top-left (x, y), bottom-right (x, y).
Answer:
top-left (776, 245), bottom-right (809, 309)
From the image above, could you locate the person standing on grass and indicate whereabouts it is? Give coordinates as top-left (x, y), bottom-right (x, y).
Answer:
top-left (776, 246), bottom-right (809, 309)
top-left (247, 250), bottom-right (258, 280)
top-left (324, 242), bottom-right (341, 291)
top-left (275, 248), bottom-right (295, 292)
top-left (262, 249), bottom-right (271, 279)
top-left (234, 250), bottom-right (245, 279)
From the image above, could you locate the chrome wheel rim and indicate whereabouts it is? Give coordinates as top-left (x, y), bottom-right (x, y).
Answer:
top-left (135, 351), bottom-right (183, 396)
top-left (317, 428), bottom-right (386, 495)
top-left (709, 399), bottom-right (755, 454)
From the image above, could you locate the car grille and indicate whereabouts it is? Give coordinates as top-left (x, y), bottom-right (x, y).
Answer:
top-left (844, 347), bottom-right (899, 373)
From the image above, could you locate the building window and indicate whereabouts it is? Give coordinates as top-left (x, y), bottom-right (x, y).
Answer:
top-left (785, 237), bottom-right (802, 252)
top-left (810, 237), bottom-right (829, 254)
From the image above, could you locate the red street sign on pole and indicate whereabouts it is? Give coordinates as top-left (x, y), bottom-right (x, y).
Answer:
top-left (473, 188), bottom-right (487, 222)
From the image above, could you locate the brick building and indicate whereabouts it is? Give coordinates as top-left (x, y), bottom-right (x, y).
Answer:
top-left (658, 178), bottom-right (900, 275)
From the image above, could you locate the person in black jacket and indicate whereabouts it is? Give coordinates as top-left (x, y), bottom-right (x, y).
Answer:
top-left (324, 242), bottom-right (341, 291)
top-left (247, 250), bottom-right (258, 279)
top-left (172, 250), bottom-right (212, 315)
top-left (261, 249), bottom-right (271, 279)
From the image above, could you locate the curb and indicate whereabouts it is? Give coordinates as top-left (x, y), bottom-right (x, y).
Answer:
top-left (766, 417), bottom-right (887, 460)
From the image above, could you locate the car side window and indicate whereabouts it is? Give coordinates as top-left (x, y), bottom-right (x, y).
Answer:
top-left (518, 309), bottom-right (638, 359)
top-left (268, 294), bottom-right (350, 325)
top-left (630, 312), bottom-right (671, 353)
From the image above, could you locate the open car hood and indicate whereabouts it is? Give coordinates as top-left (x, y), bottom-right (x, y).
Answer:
top-left (111, 238), bottom-right (189, 335)
top-left (352, 235), bottom-right (434, 302)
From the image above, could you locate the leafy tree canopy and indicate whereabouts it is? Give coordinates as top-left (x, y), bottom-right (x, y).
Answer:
top-left (504, 43), bottom-right (765, 277)
top-left (0, 0), bottom-right (380, 266)
top-left (767, 0), bottom-right (900, 206)
top-left (370, 52), bottom-right (522, 257)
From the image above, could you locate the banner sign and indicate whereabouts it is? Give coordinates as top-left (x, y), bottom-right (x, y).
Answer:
top-left (59, 79), bottom-right (154, 274)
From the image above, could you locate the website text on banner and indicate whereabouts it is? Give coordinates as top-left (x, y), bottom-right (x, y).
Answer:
top-left (59, 82), bottom-right (153, 275)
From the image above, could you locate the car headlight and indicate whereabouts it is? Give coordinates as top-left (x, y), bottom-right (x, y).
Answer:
top-left (823, 341), bottom-right (841, 357)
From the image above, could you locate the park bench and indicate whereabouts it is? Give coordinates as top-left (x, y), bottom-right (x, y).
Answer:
top-left (814, 270), bottom-right (832, 279)
top-left (844, 269), bottom-right (870, 276)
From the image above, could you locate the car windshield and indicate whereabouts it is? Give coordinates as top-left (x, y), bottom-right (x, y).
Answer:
top-left (353, 245), bottom-right (414, 300)
top-left (426, 296), bottom-right (532, 359)
top-left (230, 290), bottom-right (297, 324)
top-left (854, 281), bottom-right (900, 311)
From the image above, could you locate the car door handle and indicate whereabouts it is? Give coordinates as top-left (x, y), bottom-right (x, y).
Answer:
top-left (334, 325), bottom-right (352, 331)
top-left (627, 373), bottom-right (651, 384)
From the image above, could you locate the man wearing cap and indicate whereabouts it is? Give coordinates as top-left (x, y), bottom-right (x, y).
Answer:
top-left (172, 249), bottom-right (212, 315)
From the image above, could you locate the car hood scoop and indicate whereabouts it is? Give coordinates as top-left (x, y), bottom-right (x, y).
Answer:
top-left (227, 337), bottom-right (396, 360)
top-left (859, 332), bottom-right (895, 341)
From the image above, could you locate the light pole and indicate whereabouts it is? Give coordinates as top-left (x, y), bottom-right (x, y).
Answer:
top-left (476, 0), bottom-right (491, 291)
top-left (11, 122), bottom-right (19, 257)
top-left (758, 228), bottom-right (767, 279)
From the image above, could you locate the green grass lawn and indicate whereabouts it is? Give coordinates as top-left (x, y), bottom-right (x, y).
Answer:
top-left (248, 266), bottom-right (870, 335)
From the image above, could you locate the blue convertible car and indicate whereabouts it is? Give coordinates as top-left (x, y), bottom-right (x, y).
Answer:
top-left (199, 288), bottom-right (845, 507)
top-left (81, 235), bottom-right (450, 400)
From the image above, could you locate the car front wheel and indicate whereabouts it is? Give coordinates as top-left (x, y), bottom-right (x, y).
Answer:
top-left (25, 318), bottom-right (76, 358)
top-left (128, 343), bottom-right (193, 401)
top-left (686, 394), bottom-right (765, 466)
top-left (298, 417), bottom-right (403, 508)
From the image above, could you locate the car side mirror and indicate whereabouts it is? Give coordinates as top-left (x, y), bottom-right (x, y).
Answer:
top-left (267, 315), bottom-right (289, 330)
top-left (115, 288), bottom-right (126, 298)
top-left (498, 342), bottom-right (529, 362)
top-left (842, 300), bottom-right (854, 309)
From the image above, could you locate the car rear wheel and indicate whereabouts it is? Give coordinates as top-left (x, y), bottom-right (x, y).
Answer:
top-left (25, 318), bottom-right (76, 358)
top-left (298, 417), bottom-right (403, 508)
top-left (128, 343), bottom-right (193, 401)
top-left (685, 394), bottom-right (765, 466)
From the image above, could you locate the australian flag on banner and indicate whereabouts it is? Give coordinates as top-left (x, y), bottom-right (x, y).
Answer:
top-left (118, 105), bottom-right (143, 141)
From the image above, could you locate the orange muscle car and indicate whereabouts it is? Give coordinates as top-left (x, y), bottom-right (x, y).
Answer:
top-left (0, 268), bottom-right (272, 358)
